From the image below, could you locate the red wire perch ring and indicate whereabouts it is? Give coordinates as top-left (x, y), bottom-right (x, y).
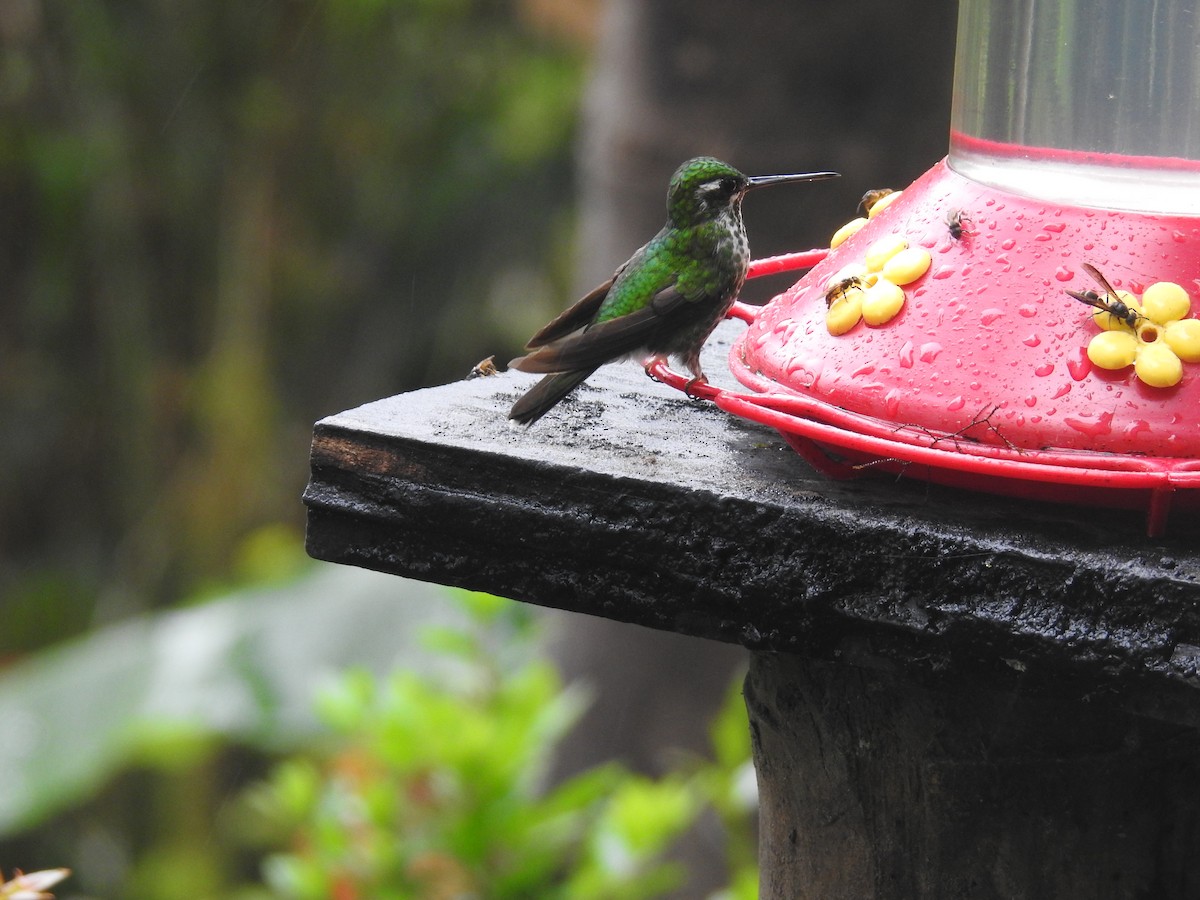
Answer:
top-left (646, 248), bottom-right (1200, 536)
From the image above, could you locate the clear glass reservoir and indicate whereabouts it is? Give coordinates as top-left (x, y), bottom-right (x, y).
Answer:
top-left (949, 0), bottom-right (1200, 214)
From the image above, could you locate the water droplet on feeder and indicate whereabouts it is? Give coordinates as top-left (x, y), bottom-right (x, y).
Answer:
top-left (918, 342), bottom-right (943, 363)
top-left (1066, 348), bottom-right (1092, 381)
top-left (1065, 411), bottom-right (1114, 437)
top-left (885, 389), bottom-right (902, 417)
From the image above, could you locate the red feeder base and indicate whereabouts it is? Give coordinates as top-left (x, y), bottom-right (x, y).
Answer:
top-left (651, 158), bottom-right (1200, 536)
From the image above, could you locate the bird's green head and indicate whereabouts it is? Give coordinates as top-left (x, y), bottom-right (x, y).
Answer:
top-left (666, 156), bottom-right (840, 229)
top-left (666, 157), bottom-right (748, 229)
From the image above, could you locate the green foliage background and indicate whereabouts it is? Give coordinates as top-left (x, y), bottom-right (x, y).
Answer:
top-left (0, 0), bottom-right (585, 641)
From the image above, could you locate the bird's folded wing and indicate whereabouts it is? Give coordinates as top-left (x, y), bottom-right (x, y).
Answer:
top-left (524, 278), bottom-right (615, 348)
top-left (510, 285), bottom-right (690, 373)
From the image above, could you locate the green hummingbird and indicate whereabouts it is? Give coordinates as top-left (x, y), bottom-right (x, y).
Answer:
top-left (508, 156), bottom-right (838, 425)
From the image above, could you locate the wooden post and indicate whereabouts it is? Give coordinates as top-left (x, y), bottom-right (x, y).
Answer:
top-left (747, 651), bottom-right (1200, 899)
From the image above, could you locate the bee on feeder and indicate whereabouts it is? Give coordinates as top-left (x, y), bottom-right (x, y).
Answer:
top-left (858, 188), bottom-right (895, 218)
top-left (467, 355), bottom-right (500, 379)
top-left (946, 209), bottom-right (974, 241)
top-left (825, 275), bottom-right (867, 308)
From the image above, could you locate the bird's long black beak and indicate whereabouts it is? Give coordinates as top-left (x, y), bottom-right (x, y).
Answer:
top-left (747, 171), bottom-right (840, 190)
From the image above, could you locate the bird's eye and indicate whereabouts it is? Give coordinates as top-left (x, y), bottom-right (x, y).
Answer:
top-left (720, 177), bottom-right (736, 194)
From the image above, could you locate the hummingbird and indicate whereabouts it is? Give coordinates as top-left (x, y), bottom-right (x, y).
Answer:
top-left (508, 156), bottom-right (838, 425)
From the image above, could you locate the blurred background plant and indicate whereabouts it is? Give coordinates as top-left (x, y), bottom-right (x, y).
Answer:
top-left (235, 592), bottom-right (757, 899)
top-left (0, 571), bottom-right (757, 897)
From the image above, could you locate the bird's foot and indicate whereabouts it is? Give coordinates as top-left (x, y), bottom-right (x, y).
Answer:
top-left (643, 355), bottom-right (670, 383)
top-left (683, 374), bottom-right (709, 399)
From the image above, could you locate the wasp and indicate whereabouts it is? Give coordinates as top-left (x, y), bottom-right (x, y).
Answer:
top-left (858, 188), bottom-right (894, 217)
top-left (1064, 263), bottom-right (1144, 329)
top-left (945, 208), bottom-right (974, 241)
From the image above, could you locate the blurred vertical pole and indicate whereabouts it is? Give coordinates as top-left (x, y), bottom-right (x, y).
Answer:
top-left (549, 0), bottom-right (958, 893)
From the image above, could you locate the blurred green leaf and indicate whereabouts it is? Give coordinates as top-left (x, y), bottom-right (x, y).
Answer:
top-left (605, 776), bottom-right (699, 854)
top-left (710, 866), bottom-right (760, 900)
top-left (0, 565), bottom-right (472, 834)
top-left (453, 588), bottom-right (514, 624)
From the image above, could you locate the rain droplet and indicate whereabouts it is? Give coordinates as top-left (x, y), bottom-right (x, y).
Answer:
top-left (898, 341), bottom-right (915, 368)
top-left (1043, 222), bottom-right (1066, 233)
top-left (1054, 266), bottom-right (1074, 282)
top-left (918, 342), bottom-right (943, 363)
top-left (947, 395), bottom-right (965, 411)
top-left (1065, 411), bottom-right (1114, 437)
top-left (885, 388), bottom-right (902, 417)
top-left (1001, 238), bottom-right (1016, 250)
top-left (980, 308), bottom-right (1005, 325)
top-left (1034, 363), bottom-right (1054, 376)
top-left (1065, 348), bottom-right (1092, 381)
top-left (1023, 334), bottom-right (1041, 347)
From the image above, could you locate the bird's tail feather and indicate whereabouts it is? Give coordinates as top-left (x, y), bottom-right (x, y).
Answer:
top-left (508, 369), bottom-right (596, 426)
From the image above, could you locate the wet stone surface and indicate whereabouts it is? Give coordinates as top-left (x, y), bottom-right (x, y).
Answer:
top-left (305, 321), bottom-right (1200, 728)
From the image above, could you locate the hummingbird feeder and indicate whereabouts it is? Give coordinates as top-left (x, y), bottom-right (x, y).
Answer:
top-left (654, 0), bottom-right (1200, 536)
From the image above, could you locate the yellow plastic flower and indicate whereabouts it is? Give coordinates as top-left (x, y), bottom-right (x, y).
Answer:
top-left (822, 231), bottom-right (930, 335)
top-left (1084, 281), bottom-right (1199, 388)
